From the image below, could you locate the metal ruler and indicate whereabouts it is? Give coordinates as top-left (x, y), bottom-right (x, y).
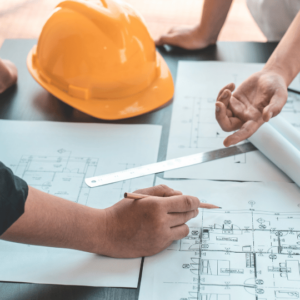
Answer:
top-left (85, 142), bottom-right (257, 187)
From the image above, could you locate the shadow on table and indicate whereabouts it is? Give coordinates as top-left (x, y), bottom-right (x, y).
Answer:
top-left (30, 87), bottom-right (173, 125)
top-left (0, 282), bottom-right (139, 300)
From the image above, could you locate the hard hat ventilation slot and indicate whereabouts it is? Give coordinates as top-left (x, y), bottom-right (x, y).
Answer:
top-left (68, 85), bottom-right (90, 100)
top-left (39, 71), bottom-right (52, 84)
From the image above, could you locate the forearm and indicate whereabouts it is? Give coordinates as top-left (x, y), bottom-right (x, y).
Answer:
top-left (264, 11), bottom-right (300, 86)
top-left (0, 186), bottom-right (105, 253)
top-left (197, 0), bottom-right (233, 43)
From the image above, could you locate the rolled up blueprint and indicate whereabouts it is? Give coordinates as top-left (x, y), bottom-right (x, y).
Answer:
top-left (249, 116), bottom-right (300, 186)
top-left (269, 116), bottom-right (300, 150)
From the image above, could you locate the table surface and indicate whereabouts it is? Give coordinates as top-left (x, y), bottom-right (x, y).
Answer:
top-left (0, 39), bottom-right (278, 300)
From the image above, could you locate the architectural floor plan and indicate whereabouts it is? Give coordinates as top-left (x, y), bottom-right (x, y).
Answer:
top-left (139, 178), bottom-right (300, 300)
top-left (0, 120), bottom-right (162, 287)
top-left (165, 62), bottom-right (298, 182)
top-left (179, 209), bottom-right (300, 300)
top-left (12, 151), bottom-right (141, 207)
top-left (14, 151), bottom-right (98, 204)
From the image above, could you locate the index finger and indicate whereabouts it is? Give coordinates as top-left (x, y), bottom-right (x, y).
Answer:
top-left (223, 120), bottom-right (261, 147)
top-left (134, 184), bottom-right (182, 197)
top-left (163, 195), bottom-right (201, 213)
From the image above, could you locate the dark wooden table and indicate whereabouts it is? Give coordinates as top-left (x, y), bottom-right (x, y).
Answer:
top-left (0, 39), bottom-right (277, 300)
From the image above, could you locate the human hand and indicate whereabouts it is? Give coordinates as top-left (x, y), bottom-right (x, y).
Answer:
top-left (100, 184), bottom-right (200, 258)
top-left (215, 70), bottom-right (288, 147)
top-left (0, 59), bottom-right (18, 93)
top-left (155, 25), bottom-right (215, 50)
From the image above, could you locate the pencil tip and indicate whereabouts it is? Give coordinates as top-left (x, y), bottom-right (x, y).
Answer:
top-left (218, 207), bottom-right (222, 209)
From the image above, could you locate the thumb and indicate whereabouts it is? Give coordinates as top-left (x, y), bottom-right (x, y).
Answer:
top-left (155, 34), bottom-right (180, 47)
top-left (262, 92), bottom-right (286, 122)
top-left (262, 108), bottom-right (273, 122)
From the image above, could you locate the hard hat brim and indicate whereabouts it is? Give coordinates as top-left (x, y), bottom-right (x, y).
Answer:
top-left (27, 48), bottom-right (174, 120)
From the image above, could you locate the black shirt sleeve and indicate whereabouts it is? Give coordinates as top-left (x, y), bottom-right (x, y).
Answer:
top-left (0, 161), bottom-right (28, 236)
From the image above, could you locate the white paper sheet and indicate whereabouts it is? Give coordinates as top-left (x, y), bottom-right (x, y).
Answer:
top-left (269, 116), bottom-right (300, 150)
top-left (139, 178), bottom-right (300, 300)
top-left (0, 120), bottom-right (162, 287)
top-left (165, 61), bottom-right (299, 182)
top-left (249, 116), bottom-right (300, 187)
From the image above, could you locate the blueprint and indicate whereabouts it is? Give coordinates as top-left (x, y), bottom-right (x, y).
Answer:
top-left (12, 152), bottom-right (142, 207)
top-left (0, 120), bottom-right (162, 287)
top-left (139, 178), bottom-right (300, 300)
top-left (165, 61), bottom-right (300, 182)
top-left (248, 116), bottom-right (300, 188)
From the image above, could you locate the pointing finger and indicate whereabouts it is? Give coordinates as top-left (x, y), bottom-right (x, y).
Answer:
top-left (134, 184), bottom-right (182, 197)
top-left (223, 120), bottom-right (261, 147)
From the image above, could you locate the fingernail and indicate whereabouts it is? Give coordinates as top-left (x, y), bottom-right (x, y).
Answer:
top-left (215, 104), bottom-right (220, 112)
top-left (269, 112), bottom-right (273, 119)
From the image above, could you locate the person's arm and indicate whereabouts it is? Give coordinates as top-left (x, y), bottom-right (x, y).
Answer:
top-left (264, 11), bottom-right (300, 88)
top-left (1, 185), bottom-right (200, 258)
top-left (0, 59), bottom-right (18, 93)
top-left (215, 11), bottom-right (300, 147)
top-left (155, 0), bottom-right (232, 50)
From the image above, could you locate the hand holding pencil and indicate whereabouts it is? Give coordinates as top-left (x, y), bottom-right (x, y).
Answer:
top-left (124, 192), bottom-right (221, 209)
top-left (100, 184), bottom-right (205, 258)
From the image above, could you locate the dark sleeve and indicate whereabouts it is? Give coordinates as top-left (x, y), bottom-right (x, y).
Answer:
top-left (0, 161), bottom-right (28, 236)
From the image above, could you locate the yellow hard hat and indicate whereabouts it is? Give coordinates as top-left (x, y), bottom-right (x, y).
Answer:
top-left (27, 0), bottom-right (174, 120)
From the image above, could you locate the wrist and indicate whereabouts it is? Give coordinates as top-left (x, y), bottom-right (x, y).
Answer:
top-left (263, 57), bottom-right (294, 87)
top-left (71, 206), bottom-right (107, 254)
top-left (261, 65), bottom-right (288, 88)
top-left (195, 25), bottom-right (218, 46)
